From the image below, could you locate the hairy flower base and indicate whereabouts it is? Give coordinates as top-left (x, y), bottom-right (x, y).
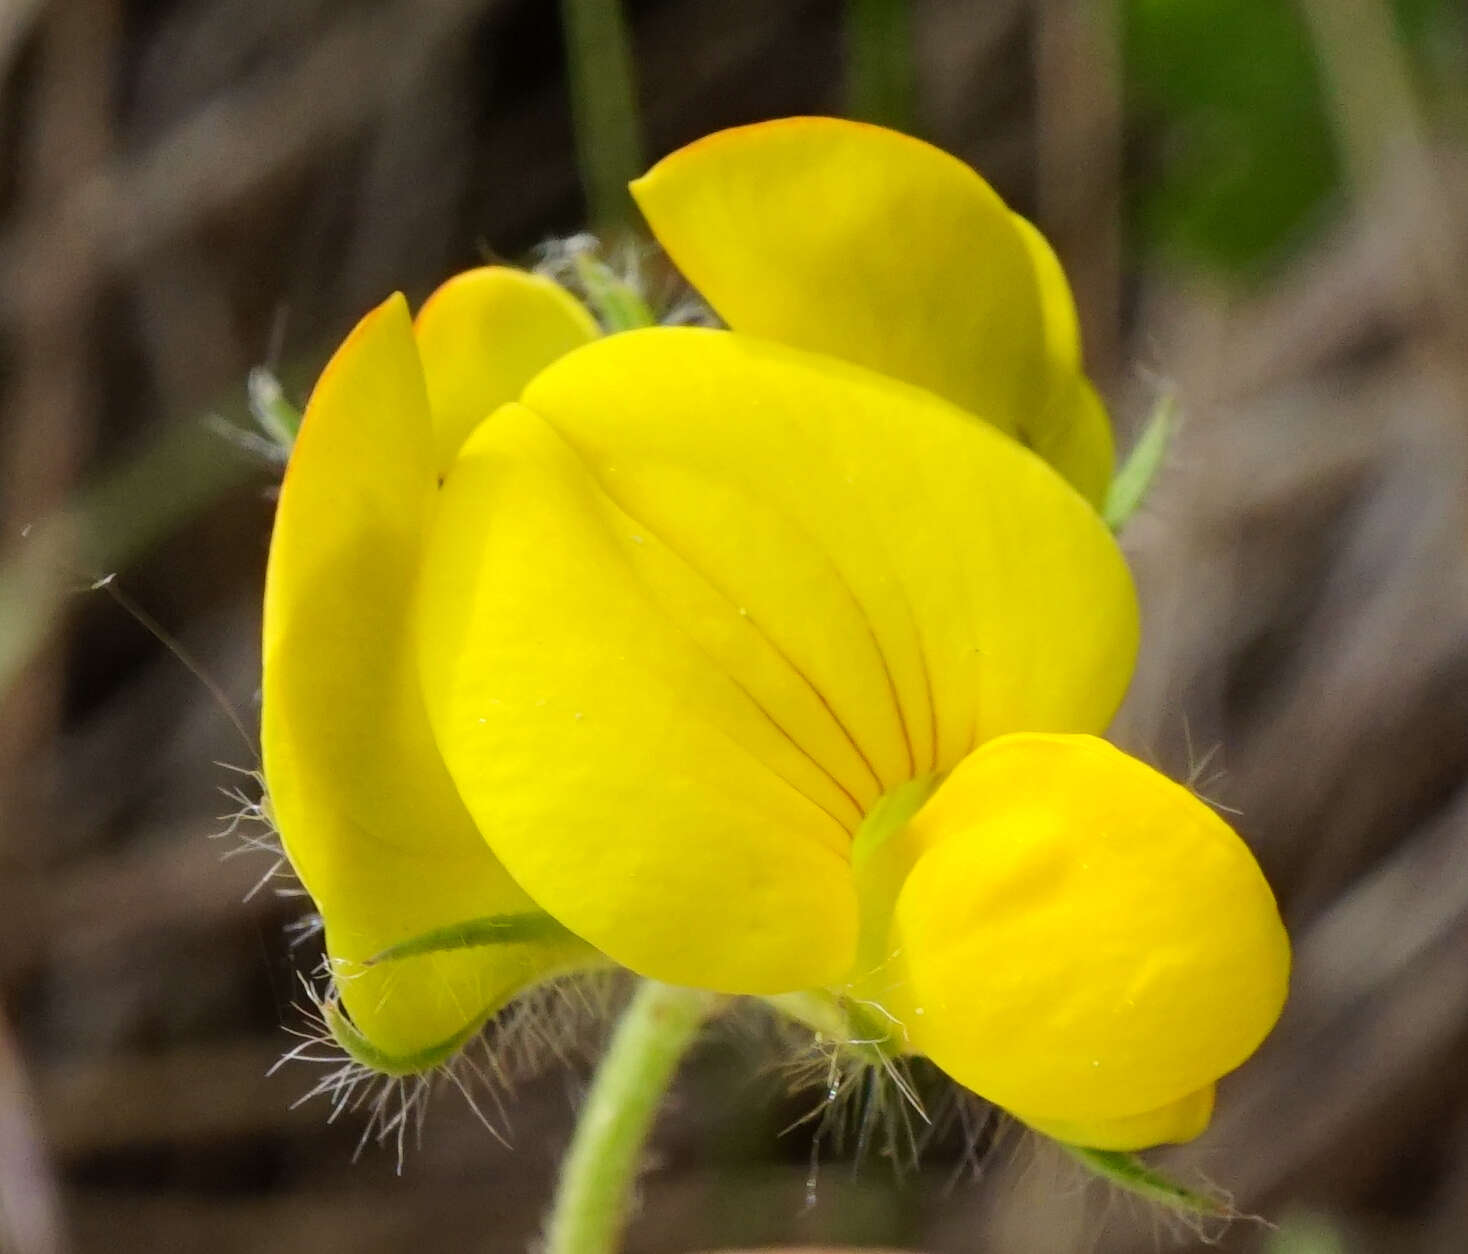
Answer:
top-left (260, 116), bottom-right (1289, 1158)
top-left (290, 734), bottom-right (1284, 1154)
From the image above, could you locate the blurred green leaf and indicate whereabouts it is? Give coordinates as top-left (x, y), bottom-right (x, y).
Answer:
top-left (1124, 0), bottom-right (1463, 276)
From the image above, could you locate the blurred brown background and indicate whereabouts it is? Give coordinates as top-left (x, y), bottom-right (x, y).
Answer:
top-left (1, 0), bottom-right (1466, 1251)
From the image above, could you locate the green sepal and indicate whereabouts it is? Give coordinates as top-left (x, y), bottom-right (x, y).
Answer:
top-left (248, 367), bottom-right (302, 453)
top-left (1062, 1144), bottom-right (1232, 1216)
top-left (321, 993), bottom-right (486, 1078)
top-left (1104, 391), bottom-right (1175, 531)
top-left (763, 990), bottom-right (903, 1071)
top-left (365, 911), bottom-right (580, 966)
top-left (321, 912), bottom-right (597, 1078)
top-left (573, 251), bottom-right (656, 333)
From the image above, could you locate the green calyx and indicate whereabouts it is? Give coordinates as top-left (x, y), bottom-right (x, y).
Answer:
top-left (1063, 1144), bottom-right (1233, 1217)
top-left (320, 992), bottom-right (488, 1078)
top-left (247, 366), bottom-right (301, 454)
top-left (763, 988), bottom-right (904, 1071)
top-left (572, 251), bottom-right (656, 333)
top-left (318, 910), bottom-right (599, 1077)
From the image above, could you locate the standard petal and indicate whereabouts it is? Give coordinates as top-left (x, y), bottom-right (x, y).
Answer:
top-left (261, 294), bottom-right (586, 1060)
top-left (413, 266), bottom-right (598, 473)
top-left (631, 117), bottom-right (1107, 497)
top-left (889, 733), bottom-right (1289, 1132)
top-left (415, 327), bottom-right (1138, 994)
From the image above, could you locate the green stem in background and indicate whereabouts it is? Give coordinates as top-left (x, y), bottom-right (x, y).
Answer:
top-left (1295, 0), bottom-right (1426, 193)
top-left (544, 980), bottom-right (721, 1254)
top-left (845, 0), bottom-right (918, 132)
top-left (560, 0), bottom-right (644, 235)
top-left (0, 416), bottom-right (261, 698)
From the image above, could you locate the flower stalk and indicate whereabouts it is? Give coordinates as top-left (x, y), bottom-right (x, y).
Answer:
top-left (544, 980), bottom-right (722, 1254)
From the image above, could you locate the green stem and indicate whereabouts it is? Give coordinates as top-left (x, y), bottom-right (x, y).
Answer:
top-left (1296, 0), bottom-right (1425, 193)
top-left (845, 0), bottom-right (918, 132)
top-left (560, 0), bottom-right (644, 234)
top-left (544, 980), bottom-right (720, 1254)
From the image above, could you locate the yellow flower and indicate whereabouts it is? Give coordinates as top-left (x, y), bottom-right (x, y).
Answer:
top-left (261, 117), bottom-right (1289, 1149)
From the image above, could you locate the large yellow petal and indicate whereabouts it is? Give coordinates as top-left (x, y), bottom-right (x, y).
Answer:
top-left (415, 327), bottom-right (1138, 993)
top-left (261, 294), bottom-right (588, 1060)
top-left (630, 117), bottom-right (1110, 498)
top-left (413, 266), bottom-right (598, 473)
top-left (889, 733), bottom-right (1289, 1130)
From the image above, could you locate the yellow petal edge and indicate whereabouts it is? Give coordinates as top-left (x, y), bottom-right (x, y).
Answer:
top-left (1025, 1085), bottom-right (1216, 1151)
top-left (414, 266), bottom-right (599, 473)
top-left (889, 733), bottom-right (1289, 1145)
top-left (261, 293), bottom-right (592, 1061)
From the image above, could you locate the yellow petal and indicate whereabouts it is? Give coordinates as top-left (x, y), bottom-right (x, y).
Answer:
top-left (261, 294), bottom-right (586, 1060)
top-left (413, 266), bottom-right (598, 473)
top-left (1010, 211), bottom-right (1081, 374)
top-left (1021, 1086), bottom-right (1215, 1151)
top-left (630, 117), bottom-right (1109, 497)
top-left (415, 327), bottom-right (1138, 993)
top-left (1010, 213), bottom-right (1114, 507)
top-left (1029, 373), bottom-right (1114, 511)
top-left (890, 733), bottom-right (1289, 1130)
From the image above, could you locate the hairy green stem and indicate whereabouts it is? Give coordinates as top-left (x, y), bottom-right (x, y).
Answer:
top-left (544, 980), bottom-right (720, 1254)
